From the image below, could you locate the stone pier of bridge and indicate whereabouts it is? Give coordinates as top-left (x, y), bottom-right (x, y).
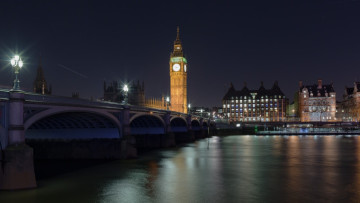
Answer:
top-left (0, 91), bottom-right (36, 190)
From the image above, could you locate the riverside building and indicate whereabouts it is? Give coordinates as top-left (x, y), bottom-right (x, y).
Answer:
top-left (222, 81), bottom-right (287, 122)
top-left (341, 82), bottom-right (360, 121)
top-left (298, 80), bottom-right (336, 122)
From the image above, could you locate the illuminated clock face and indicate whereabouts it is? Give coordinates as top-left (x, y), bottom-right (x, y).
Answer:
top-left (184, 65), bottom-right (187, 72)
top-left (172, 63), bottom-right (180, 72)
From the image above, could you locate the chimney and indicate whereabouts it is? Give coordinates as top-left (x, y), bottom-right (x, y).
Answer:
top-left (299, 81), bottom-right (303, 88)
top-left (317, 79), bottom-right (322, 89)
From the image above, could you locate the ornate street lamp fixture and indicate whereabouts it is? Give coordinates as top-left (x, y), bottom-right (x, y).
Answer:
top-left (166, 96), bottom-right (170, 110)
top-left (123, 84), bottom-right (129, 104)
top-left (10, 55), bottom-right (23, 91)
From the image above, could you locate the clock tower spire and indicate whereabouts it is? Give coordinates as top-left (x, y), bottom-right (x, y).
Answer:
top-left (170, 26), bottom-right (188, 113)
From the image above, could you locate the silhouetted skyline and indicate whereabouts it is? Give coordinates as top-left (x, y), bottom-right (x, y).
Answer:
top-left (1, 1), bottom-right (360, 107)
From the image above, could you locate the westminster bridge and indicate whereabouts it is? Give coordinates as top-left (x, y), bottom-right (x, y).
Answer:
top-left (0, 89), bottom-right (213, 190)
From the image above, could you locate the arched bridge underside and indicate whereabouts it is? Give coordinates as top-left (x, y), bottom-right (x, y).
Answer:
top-left (26, 112), bottom-right (121, 139)
top-left (191, 119), bottom-right (201, 131)
top-left (130, 115), bottom-right (165, 135)
top-left (171, 117), bottom-right (188, 132)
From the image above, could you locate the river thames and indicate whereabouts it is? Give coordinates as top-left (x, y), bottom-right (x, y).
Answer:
top-left (1, 135), bottom-right (360, 202)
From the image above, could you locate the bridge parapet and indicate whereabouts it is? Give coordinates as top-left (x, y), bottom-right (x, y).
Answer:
top-left (0, 89), bottom-right (9, 100)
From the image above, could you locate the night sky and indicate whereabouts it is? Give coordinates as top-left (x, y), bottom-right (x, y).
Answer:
top-left (1, 1), bottom-right (360, 107)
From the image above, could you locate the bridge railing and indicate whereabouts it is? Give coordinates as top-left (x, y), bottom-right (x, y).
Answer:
top-left (23, 92), bottom-right (126, 109)
top-left (0, 89), bottom-right (204, 118)
top-left (0, 89), bottom-right (9, 100)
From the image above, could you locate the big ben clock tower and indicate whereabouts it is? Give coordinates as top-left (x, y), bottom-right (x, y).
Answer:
top-left (170, 26), bottom-right (188, 113)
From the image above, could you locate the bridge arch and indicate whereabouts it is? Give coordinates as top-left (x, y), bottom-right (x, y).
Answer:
top-left (24, 107), bottom-right (122, 139)
top-left (130, 113), bottom-right (165, 134)
top-left (191, 119), bottom-right (200, 127)
top-left (170, 117), bottom-right (187, 126)
top-left (170, 117), bottom-right (187, 132)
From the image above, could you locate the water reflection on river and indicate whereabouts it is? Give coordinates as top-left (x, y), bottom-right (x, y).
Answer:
top-left (1, 135), bottom-right (360, 202)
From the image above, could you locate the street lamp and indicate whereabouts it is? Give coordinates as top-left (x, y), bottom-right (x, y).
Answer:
top-left (166, 96), bottom-right (170, 110)
top-left (188, 103), bottom-right (191, 113)
top-left (10, 55), bottom-right (23, 91)
top-left (123, 84), bottom-right (129, 104)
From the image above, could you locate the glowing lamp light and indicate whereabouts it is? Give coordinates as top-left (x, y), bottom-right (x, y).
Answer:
top-left (122, 84), bottom-right (129, 104)
top-left (123, 84), bottom-right (129, 92)
top-left (166, 97), bottom-right (170, 102)
top-left (10, 54), bottom-right (23, 91)
top-left (19, 60), bottom-right (23, 68)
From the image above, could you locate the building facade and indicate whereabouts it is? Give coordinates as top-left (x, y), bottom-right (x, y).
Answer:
top-left (170, 27), bottom-right (188, 114)
top-left (103, 80), bottom-right (167, 110)
top-left (298, 80), bottom-right (336, 122)
top-left (341, 82), bottom-right (360, 121)
top-left (103, 80), bottom-right (145, 106)
top-left (33, 59), bottom-right (51, 95)
top-left (222, 81), bottom-right (287, 122)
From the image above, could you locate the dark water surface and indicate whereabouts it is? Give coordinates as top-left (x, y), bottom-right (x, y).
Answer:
top-left (1, 135), bottom-right (360, 203)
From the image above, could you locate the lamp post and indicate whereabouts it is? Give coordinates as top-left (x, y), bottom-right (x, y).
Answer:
top-left (166, 96), bottom-right (170, 110)
top-left (10, 55), bottom-right (23, 91)
top-left (123, 84), bottom-right (129, 104)
top-left (188, 103), bottom-right (191, 114)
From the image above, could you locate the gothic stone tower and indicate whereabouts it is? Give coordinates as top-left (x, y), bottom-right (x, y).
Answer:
top-left (33, 57), bottom-right (51, 95)
top-left (170, 26), bottom-right (188, 113)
